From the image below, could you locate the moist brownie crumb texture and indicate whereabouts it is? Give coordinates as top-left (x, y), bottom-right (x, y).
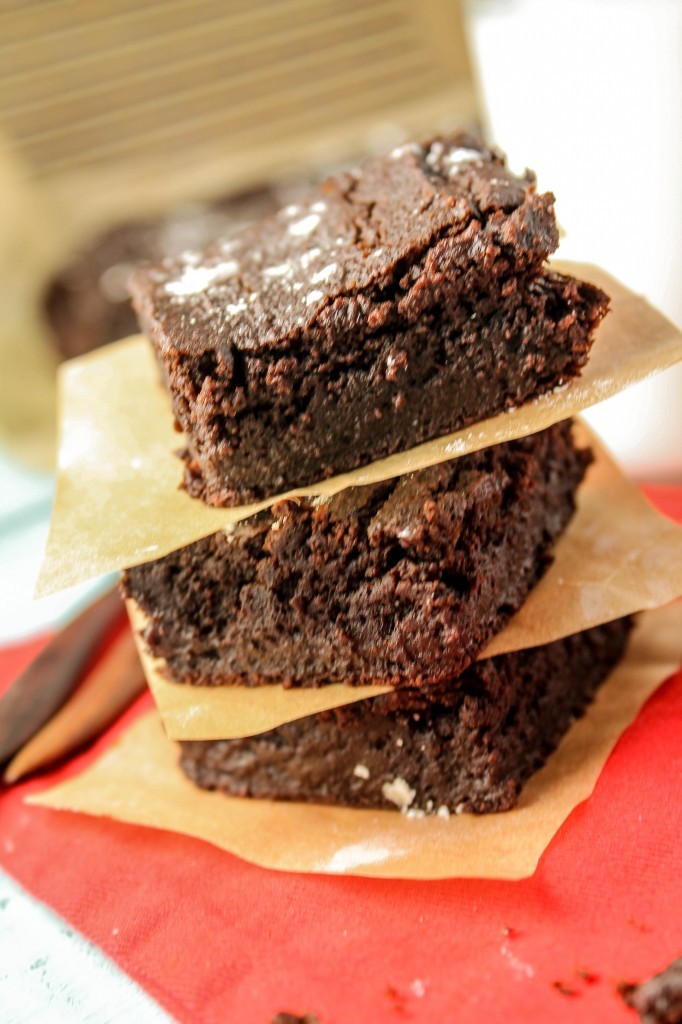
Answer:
top-left (120, 132), bottom-right (649, 817)
top-left (130, 132), bottom-right (608, 506)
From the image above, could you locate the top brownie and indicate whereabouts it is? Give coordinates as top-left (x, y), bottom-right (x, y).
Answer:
top-left (130, 133), bottom-right (609, 507)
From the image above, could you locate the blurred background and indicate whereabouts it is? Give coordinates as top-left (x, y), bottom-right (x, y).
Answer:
top-left (467, 0), bottom-right (682, 481)
top-left (0, 0), bottom-right (681, 636)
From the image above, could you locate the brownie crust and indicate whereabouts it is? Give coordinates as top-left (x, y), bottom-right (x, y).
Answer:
top-left (130, 134), bottom-right (608, 506)
top-left (180, 618), bottom-right (632, 814)
top-left (44, 188), bottom-right (286, 361)
top-left (123, 421), bottom-right (590, 689)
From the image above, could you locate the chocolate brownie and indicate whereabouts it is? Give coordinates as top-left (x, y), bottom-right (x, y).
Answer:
top-left (179, 618), bottom-right (632, 814)
top-left (619, 958), bottom-right (682, 1024)
top-left (123, 421), bottom-right (590, 688)
top-left (130, 133), bottom-right (608, 506)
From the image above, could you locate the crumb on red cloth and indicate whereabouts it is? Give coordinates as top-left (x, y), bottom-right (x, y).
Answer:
top-left (619, 956), bottom-right (682, 1023)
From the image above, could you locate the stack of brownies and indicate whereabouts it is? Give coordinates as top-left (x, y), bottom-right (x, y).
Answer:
top-left (122, 133), bottom-right (631, 815)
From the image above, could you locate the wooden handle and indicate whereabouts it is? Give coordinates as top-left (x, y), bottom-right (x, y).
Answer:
top-left (0, 588), bottom-right (126, 764)
top-left (4, 626), bottom-right (145, 784)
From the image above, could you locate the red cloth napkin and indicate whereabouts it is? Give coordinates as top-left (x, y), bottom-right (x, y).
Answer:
top-left (1, 485), bottom-right (680, 1024)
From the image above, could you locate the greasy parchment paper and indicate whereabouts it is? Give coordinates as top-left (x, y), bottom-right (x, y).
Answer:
top-left (126, 424), bottom-right (682, 741)
top-left (35, 261), bottom-right (682, 597)
top-left (29, 602), bottom-right (682, 880)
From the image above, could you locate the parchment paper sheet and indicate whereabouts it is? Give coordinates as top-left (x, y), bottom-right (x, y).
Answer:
top-left (127, 425), bottom-right (682, 741)
top-left (30, 603), bottom-right (682, 880)
top-left (36, 262), bottom-right (682, 596)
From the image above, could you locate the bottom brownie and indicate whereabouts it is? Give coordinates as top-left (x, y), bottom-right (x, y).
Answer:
top-left (180, 618), bottom-right (632, 814)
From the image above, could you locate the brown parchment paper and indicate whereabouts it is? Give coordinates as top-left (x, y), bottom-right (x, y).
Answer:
top-left (35, 262), bottom-right (682, 597)
top-left (126, 424), bottom-right (682, 741)
top-left (29, 602), bottom-right (682, 880)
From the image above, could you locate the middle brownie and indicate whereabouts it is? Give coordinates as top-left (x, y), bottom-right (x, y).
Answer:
top-left (123, 420), bottom-right (590, 688)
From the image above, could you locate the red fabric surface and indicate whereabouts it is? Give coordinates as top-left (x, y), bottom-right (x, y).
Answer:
top-left (1, 488), bottom-right (681, 1024)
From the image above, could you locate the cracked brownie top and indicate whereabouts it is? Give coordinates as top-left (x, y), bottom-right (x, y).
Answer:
top-left (130, 133), bottom-right (559, 356)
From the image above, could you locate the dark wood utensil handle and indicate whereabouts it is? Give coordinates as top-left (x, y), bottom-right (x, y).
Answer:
top-left (0, 587), bottom-right (125, 764)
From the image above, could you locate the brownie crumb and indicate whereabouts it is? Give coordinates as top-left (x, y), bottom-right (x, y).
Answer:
top-left (272, 1013), bottom-right (321, 1024)
top-left (575, 965), bottom-right (600, 984)
top-left (619, 957), bottom-right (682, 1023)
top-left (552, 981), bottom-right (579, 997)
top-left (628, 918), bottom-right (654, 934)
